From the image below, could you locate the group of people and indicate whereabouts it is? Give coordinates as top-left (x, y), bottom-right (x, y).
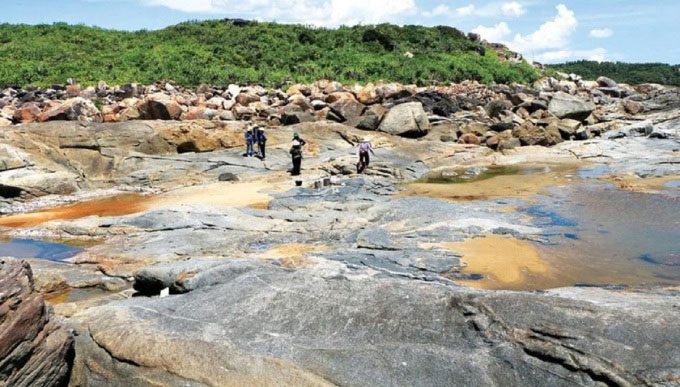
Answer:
top-left (244, 126), bottom-right (375, 177)
top-left (244, 125), bottom-right (267, 159)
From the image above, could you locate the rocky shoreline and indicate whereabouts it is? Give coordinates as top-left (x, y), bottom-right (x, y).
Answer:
top-left (0, 74), bottom-right (679, 385)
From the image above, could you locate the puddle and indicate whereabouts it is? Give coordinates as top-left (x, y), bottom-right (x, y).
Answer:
top-left (665, 180), bottom-right (680, 189)
top-left (530, 185), bottom-right (680, 287)
top-left (577, 164), bottom-right (610, 179)
top-left (0, 239), bottom-right (83, 261)
top-left (45, 287), bottom-right (111, 305)
top-left (423, 165), bottom-right (680, 290)
top-left (404, 164), bottom-right (578, 201)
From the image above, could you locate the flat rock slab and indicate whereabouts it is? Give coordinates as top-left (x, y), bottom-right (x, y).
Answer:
top-left (75, 261), bottom-right (680, 386)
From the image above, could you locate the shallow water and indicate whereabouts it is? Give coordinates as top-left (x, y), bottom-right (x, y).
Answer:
top-left (405, 164), bottom-right (577, 201)
top-left (665, 180), bottom-right (680, 189)
top-left (410, 164), bottom-right (680, 290)
top-left (525, 185), bottom-right (680, 288)
top-left (0, 239), bottom-right (83, 261)
top-left (45, 287), bottom-right (112, 305)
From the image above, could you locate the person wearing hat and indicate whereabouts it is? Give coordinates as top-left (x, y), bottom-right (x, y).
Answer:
top-left (356, 138), bottom-right (375, 174)
top-left (292, 132), bottom-right (306, 146)
top-left (254, 126), bottom-right (267, 159)
top-left (289, 133), bottom-right (306, 176)
top-left (244, 126), bottom-right (255, 157)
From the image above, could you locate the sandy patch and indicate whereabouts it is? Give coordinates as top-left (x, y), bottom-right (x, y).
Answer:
top-left (148, 181), bottom-right (285, 210)
top-left (258, 243), bottom-right (329, 268)
top-left (443, 235), bottom-right (552, 290)
top-left (603, 175), bottom-right (680, 193)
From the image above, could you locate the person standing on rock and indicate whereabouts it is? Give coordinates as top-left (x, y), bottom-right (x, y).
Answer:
top-left (356, 138), bottom-right (375, 174)
top-left (244, 127), bottom-right (255, 157)
top-left (255, 126), bottom-right (267, 159)
top-left (290, 133), bottom-right (306, 176)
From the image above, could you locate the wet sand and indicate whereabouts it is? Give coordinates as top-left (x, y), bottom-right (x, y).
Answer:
top-left (258, 243), bottom-right (330, 268)
top-left (443, 236), bottom-right (553, 291)
top-left (604, 175), bottom-right (680, 193)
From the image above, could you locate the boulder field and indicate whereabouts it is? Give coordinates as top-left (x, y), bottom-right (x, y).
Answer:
top-left (0, 78), bottom-right (679, 386)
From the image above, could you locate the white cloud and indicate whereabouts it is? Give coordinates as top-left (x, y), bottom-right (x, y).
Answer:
top-left (590, 28), bottom-right (613, 38)
top-left (533, 48), bottom-right (608, 63)
top-left (142, 0), bottom-right (417, 26)
top-left (472, 22), bottom-right (512, 42)
top-left (455, 4), bottom-right (476, 17)
top-left (501, 1), bottom-right (525, 17)
top-left (422, 4), bottom-right (475, 18)
top-left (472, 4), bottom-right (610, 64)
top-left (508, 4), bottom-right (577, 52)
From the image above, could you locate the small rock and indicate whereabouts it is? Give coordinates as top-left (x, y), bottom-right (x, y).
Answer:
top-left (623, 100), bottom-right (643, 115)
top-left (649, 131), bottom-right (669, 139)
top-left (218, 173), bottom-right (240, 182)
top-left (458, 133), bottom-right (481, 145)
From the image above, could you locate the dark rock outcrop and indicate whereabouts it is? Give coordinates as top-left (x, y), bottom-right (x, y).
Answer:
top-left (0, 258), bottom-right (74, 387)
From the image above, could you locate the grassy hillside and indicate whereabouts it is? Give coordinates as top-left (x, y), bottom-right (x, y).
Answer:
top-left (0, 19), bottom-right (538, 88)
top-left (550, 60), bottom-right (680, 86)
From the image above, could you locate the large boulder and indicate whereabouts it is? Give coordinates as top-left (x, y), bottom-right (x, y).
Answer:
top-left (378, 102), bottom-right (430, 137)
top-left (141, 95), bottom-right (183, 120)
top-left (512, 122), bottom-right (563, 146)
top-left (414, 92), bottom-right (459, 117)
top-left (37, 97), bottom-right (100, 123)
top-left (555, 118), bottom-right (582, 139)
top-left (0, 258), bottom-right (74, 386)
top-left (596, 76), bottom-right (618, 88)
top-left (72, 260), bottom-right (680, 386)
top-left (329, 98), bottom-right (366, 122)
top-left (355, 105), bottom-right (388, 131)
top-left (235, 92), bottom-right (261, 106)
top-left (548, 92), bottom-right (596, 121)
top-left (281, 105), bottom-right (315, 126)
top-left (13, 103), bottom-right (41, 124)
top-left (484, 100), bottom-right (513, 119)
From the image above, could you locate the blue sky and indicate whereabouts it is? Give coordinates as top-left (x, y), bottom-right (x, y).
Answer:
top-left (1, 0), bottom-right (678, 64)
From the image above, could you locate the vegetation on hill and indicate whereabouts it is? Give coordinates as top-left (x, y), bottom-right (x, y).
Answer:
top-left (550, 61), bottom-right (680, 86)
top-left (0, 20), bottom-right (539, 88)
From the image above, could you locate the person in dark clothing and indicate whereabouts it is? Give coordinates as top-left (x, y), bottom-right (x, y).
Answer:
top-left (244, 128), bottom-right (255, 157)
top-left (356, 139), bottom-right (375, 174)
top-left (290, 139), bottom-right (303, 176)
top-left (293, 132), bottom-right (306, 146)
top-left (254, 126), bottom-right (267, 159)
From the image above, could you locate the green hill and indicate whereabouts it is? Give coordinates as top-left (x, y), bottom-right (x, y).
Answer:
top-left (550, 60), bottom-right (680, 86)
top-left (0, 19), bottom-right (538, 88)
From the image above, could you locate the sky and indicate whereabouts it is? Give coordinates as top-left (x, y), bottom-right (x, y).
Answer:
top-left (1, 0), bottom-right (678, 64)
